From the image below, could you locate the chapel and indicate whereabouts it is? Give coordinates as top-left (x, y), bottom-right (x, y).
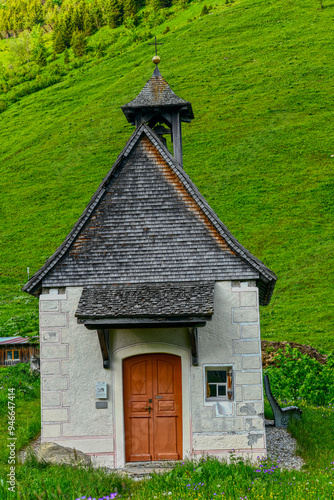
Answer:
top-left (23, 54), bottom-right (277, 468)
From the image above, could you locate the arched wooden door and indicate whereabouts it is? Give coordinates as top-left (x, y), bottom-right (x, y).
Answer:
top-left (123, 353), bottom-right (182, 462)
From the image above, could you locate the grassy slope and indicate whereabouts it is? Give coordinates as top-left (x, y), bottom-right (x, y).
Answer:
top-left (0, 0), bottom-right (333, 350)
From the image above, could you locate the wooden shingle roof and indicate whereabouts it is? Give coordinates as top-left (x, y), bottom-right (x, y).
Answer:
top-left (75, 282), bottom-right (214, 322)
top-left (23, 124), bottom-right (276, 305)
top-left (121, 66), bottom-right (194, 125)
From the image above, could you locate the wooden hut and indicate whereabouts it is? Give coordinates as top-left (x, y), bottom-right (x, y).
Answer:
top-left (0, 337), bottom-right (39, 366)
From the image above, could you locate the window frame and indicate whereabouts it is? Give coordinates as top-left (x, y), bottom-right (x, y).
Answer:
top-left (6, 349), bottom-right (20, 361)
top-left (204, 365), bottom-right (233, 403)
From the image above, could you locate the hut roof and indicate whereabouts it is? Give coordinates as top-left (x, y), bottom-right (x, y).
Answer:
top-left (0, 337), bottom-right (31, 345)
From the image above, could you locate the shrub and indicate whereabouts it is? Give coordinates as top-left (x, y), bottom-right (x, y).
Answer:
top-left (200, 4), bottom-right (209, 16)
top-left (264, 344), bottom-right (334, 406)
top-left (0, 99), bottom-right (8, 113)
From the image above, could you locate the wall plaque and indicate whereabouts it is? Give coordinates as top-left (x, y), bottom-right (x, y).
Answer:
top-left (96, 402), bottom-right (108, 409)
top-left (95, 382), bottom-right (107, 399)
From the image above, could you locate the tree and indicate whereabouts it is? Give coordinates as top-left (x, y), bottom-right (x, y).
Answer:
top-left (27, 0), bottom-right (44, 26)
top-left (43, 0), bottom-right (57, 25)
top-left (63, 48), bottom-right (70, 64)
top-left (36, 42), bottom-right (47, 66)
top-left (123, 0), bottom-right (137, 18)
top-left (73, 1), bottom-right (86, 31)
top-left (123, 0), bottom-right (138, 22)
top-left (71, 30), bottom-right (86, 57)
top-left (105, 0), bottom-right (123, 28)
top-left (90, 0), bottom-right (104, 30)
top-left (8, 30), bottom-right (32, 67)
top-left (53, 28), bottom-right (66, 53)
top-left (31, 25), bottom-right (47, 64)
top-left (52, 9), bottom-right (74, 52)
top-left (62, 7), bottom-right (75, 47)
top-left (84, 10), bottom-right (94, 36)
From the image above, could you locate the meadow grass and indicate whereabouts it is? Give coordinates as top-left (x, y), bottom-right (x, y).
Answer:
top-left (289, 402), bottom-right (334, 470)
top-left (0, 0), bottom-right (333, 351)
top-left (0, 365), bottom-right (333, 499)
top-left (0, 364), bottom-right (40, 465)
top-left (0, 452), bottom-right (333, 499)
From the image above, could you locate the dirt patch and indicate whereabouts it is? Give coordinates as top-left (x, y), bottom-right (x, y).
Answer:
top-left (261, 340), bottom-right (327, 369)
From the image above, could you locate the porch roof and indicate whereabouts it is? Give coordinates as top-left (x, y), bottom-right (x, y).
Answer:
top-left (75, 282), bottom-right (214, 324)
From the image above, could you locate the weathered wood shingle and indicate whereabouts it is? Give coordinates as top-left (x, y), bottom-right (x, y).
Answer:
top-left (75, 282), bottom-right (214, 320)
top-left (121, 66), bottom-right (194, 125)
top-left (23, 124), bottom-right (276, 305)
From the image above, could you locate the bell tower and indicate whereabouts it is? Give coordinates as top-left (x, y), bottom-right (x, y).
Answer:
top-left (121, 52), bottom-right (194, 168)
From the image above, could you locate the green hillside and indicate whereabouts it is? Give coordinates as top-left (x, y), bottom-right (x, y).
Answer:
top-left (0, 0), bottom-right (333, 351)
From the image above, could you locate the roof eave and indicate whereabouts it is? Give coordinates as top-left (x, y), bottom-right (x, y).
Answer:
top-left (81, 316), bottom-right (210, 329)
top-left (121, 102), bottom-right (194, 125)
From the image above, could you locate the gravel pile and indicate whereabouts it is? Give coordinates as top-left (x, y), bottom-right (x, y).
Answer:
top-left (265, 420), bottom-right (304, 470)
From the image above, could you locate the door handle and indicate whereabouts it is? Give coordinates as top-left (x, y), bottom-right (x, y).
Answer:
top-left (144, 405), bottom-right (152, 414)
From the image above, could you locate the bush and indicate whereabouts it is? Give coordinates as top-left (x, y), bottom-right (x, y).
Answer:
top-left (0, 99), bottom-right (8, 113)
top-left (200, 4), bottom-right (209, 16)
top-left (264, 344), bottom-right (334, 406)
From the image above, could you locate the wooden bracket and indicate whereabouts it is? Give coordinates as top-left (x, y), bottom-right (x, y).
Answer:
top-left (97, 329), bottom-right (110, 369)
top-left (189, 327), bottom-right (198, 366)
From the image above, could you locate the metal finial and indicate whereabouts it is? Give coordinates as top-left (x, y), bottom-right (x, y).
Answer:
top-left (149, 37), bottom-right (163, 64)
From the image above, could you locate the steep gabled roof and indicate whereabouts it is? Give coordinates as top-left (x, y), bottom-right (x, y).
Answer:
top-left (23, 123), bottom-right (276, 305)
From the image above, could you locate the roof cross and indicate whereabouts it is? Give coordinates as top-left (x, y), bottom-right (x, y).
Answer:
top-left (149, 36), bottom-right (163, 56)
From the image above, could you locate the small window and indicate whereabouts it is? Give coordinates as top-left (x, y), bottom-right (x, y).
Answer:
top-left (206, 367), bottom-right (233, 401)
top-left (6, 350), bottom-right (20, 360)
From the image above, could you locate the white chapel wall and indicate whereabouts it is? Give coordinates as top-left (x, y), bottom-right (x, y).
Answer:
top-left (39, 281), bottom-right (265, 468)
top-left (191, 280), bottom-right (265, 461)
top-left (39, 287), bottom-right (114, 467)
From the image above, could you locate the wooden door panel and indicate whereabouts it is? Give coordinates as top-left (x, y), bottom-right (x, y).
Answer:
top-left (124, 353), bottom-right (182, 462)
top-left (154, 416), bottom-right (178, 460)
top-left (158, 400), bottom-right (175, 412)
top-left (157, 359), bottom-right (174, 394)
top-left (124, 355), bottom-right (153, 462)
top-left (130, 360), bottom-right (149, 395)
top-left (129, 417), bottom-right (152, 462)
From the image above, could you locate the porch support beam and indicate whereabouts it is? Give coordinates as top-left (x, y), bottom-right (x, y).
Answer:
top-left (97, 329), bottom-right (110, 369)
top-left (188, 327), bottom-right (198, 366)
